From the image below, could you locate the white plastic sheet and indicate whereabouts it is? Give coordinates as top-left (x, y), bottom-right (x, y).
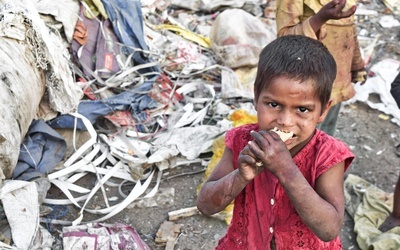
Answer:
top-left (0, 181), bottom-right (39, 249)
top-left (344, 59), bottom-right (400, 126)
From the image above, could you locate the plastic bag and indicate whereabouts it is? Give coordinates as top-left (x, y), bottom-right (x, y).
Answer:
top-left (63, 222), bottom-right (151, 250)
top-left (210, 8), bottom-right (276, 68)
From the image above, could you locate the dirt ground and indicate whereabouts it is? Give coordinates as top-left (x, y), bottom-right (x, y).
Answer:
top-left (41, 2), bottom-right (400, 250)
top-left (337, 101), bottom-right (400, 250)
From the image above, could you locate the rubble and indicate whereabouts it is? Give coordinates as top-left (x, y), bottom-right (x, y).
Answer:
top-left (0, 0), bottom-right (399, 249)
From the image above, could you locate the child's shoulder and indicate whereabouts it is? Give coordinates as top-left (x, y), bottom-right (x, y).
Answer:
top-left (227, 123), bottom-right (258, 136)
top-left (311, 129), bottom-right (355, 170)
top-left (297, 129), bottom-right (353, 158)
top-left (225, 123), bottom-right (258, 148)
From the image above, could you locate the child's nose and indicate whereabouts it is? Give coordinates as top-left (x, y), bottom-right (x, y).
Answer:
top-left (277, 111), bottom-right (295, 127)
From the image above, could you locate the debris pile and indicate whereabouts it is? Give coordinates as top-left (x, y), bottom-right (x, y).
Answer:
top-left (0, 0), bottom-right (399, 249)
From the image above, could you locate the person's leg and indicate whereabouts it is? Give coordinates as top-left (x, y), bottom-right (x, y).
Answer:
top-left (317, 103), bottom-right (341, 136)
top-left (379, 174), bottom-right (400, 232)
top-left (392, 174), bottom-right (400, 218)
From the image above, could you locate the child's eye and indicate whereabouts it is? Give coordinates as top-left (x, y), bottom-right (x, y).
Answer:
top-left (298, 107), bottom-right (309, 113)
top-left (268, 102), bottom-right (279, 108)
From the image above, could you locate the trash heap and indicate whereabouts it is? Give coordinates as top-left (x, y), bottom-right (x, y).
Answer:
top-left (0, 0), bottom-right (399, 249)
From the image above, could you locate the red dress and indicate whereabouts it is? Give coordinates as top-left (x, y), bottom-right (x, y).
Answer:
top-left (216, 124), bottom-right (354, 250)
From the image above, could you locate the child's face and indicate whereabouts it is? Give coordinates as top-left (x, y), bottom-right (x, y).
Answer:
top-left (254, 75), bottom-right (331, 150)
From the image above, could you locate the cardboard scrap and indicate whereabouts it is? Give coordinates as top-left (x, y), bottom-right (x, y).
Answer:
top-left (155, 221), bottom-right (182, 250)
top-left (168, 206), bottom-right (200, 221)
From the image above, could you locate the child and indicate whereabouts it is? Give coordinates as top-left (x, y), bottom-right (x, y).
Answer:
top-left (276, 0), bottom-right (367, 136)
top-left (196, 35), bottom-right (354, 249)
top-left (379, 72), bottom-right (400, 232)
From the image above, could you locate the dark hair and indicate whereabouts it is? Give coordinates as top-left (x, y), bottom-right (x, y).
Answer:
top-left (254, 35), bottom-right (337, 110)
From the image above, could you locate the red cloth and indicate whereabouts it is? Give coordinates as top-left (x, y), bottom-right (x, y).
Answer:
top-left (216, 124), bottom-right (354, 250)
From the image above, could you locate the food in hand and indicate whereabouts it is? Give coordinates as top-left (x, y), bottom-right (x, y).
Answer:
top-left (271, 127), bottom-right (294, 142)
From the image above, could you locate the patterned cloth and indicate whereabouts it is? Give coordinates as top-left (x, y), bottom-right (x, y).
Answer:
top-left (216, 124), bottom-right (354, 249)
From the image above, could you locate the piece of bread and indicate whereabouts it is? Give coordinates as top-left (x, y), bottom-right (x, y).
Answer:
top-left (271, 127), bottom-right (294, 142)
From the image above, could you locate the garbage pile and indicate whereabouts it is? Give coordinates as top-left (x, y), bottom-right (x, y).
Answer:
top-left (0, 0), bottom-right (399, 249)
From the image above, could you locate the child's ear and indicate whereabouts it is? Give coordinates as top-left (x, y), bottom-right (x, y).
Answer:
top-left (253, 93), bottom-right (258, 111)
top-left (317, 99), bottom-right (333, 123)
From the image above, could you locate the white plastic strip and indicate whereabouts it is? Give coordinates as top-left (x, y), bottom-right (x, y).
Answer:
top-left (49, 180), bottom-right (84, 208)
top-left (66, 172), bottom-right (89, 183)
top-left (77, 165), bottom-right (135, 181)
top-left (144, 169), bottom-right (162, 198)
top-left (63, 113), bottom-right (97, 167)
top-left (86, 169), bottom-right (155, 223)
top-left (47, 143), bottom-right (101, 180)
top-left (72, 161), bottom-right (127, 225)
top-left (50, 179), bottom-right (90, 194)
top-left (43, 194), bottom-right (89, 205)
top-left (69, 169), bottom-right (155, 226)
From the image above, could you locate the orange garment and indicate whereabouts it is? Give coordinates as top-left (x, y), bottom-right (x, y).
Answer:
top-left (216, 124), bottom-right (354, 249)
top-left (276, 0), bottom-right (365, 106)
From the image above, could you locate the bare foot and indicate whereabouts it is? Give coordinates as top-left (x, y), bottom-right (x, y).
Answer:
top-left (379, 214), bottom-right (400, 232)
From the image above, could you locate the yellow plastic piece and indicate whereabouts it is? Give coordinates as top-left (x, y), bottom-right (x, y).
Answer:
top-left (156, 24), bottom-right (210, 48)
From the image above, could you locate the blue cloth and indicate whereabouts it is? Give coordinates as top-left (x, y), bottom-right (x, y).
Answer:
top-left (13, 120), bottom-right (67, 181)
top-left (47, 78), bottom-right (158, 130)
top-left (101, 0), bottom-right (153, 67)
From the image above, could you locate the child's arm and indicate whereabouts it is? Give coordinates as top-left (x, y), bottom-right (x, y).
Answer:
top-left (280, 162), bottom-right (345, 241)
top-left (276, 0), bottom-right (356, 38)
top-left (350, 25), bottom-right (367, 84)
top-left (196, 145), bottom-right (262, 216)
top-left (276, 0), bottom-right (316, 38)
top-left (249, 130), bottom-right (346, 241)
top-left (310, 0), bottom-right (356, 34)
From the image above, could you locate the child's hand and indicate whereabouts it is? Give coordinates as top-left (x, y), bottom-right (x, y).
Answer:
top-left (351, 68), bottom-right (367, 85)
top-left (379, 214), bottom-right (400, 232)
top-left (247, 130), bottom-right (294, 176)
top-left (237, 145), bottom-right (264, 181)
top-left (316, 0), bottom-right (356, 22)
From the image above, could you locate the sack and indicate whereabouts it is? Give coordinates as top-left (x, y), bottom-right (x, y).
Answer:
top-left (0, 0), bottom-right (82, 181)
top-left (210, 8), bottom-right (276, 68)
